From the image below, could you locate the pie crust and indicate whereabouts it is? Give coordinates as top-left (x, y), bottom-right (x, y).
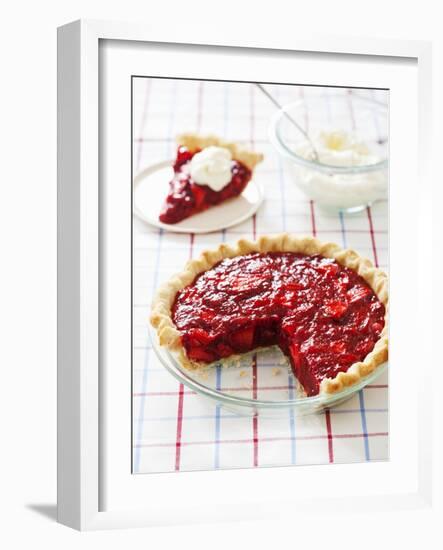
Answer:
top-left (150, 233), bottom-right (388, 395)
top-left (176, 133), bottom-right (264, 170)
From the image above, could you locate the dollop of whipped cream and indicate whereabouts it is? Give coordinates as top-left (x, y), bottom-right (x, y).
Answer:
top-left (299, 130), bottom-right (380, 167)
top-left (190, 146), bottom-right (233, 191)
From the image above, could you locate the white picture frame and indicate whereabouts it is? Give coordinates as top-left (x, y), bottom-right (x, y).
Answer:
top-left (57, 19), bottom-right (434, 531)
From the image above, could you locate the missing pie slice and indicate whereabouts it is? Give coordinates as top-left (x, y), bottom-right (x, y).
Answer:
top-left (159, 134), bottom-right (263, 224)
top-left (150, 234), bottom-right (388, 397)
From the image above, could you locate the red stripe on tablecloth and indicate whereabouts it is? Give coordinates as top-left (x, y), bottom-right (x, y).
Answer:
top-left (174, 233), bottom-right (195, 471)
top-left (299, 87), bottom-right (309, 131)
top-left (346, 89), bottom-right (356, 130)
top-left (135, 80), bottom-right (151, 171)
top-left (136, 431), bottom-right (389, 449)
top-left (174, 384), bottom-right (185, 471)
top-left (250, 84), bottom-right (259, 467)
top-left (309, 197), bottom-right (335, 462)
top-left (250, 85), bottom-right (258, 245)
top-left (252, 355), bottom-right (259, 467)
top-left (310, 200), bottom-right (317, 237)
top-left (366, 206), bottom-right (379, 268)
top-left (250, 84), bottom-right (255, 149)
top-left (189, 232), bottom-right (195, 257)
top-left (325, 410), bottom-right (334, 463)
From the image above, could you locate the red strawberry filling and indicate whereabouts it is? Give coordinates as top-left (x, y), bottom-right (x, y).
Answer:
top-left (159, 146), bottom-right (252, 224)
top-left (172, 252), bottom-right (385, 396)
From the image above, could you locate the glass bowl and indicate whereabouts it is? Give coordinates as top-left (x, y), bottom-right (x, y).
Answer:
top-left (150, 326), bottom-right (388, 418)
top-left (269, 95), bottom-right (388, 214)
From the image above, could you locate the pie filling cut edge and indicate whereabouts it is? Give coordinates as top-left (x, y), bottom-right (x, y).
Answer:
top-left (150, 233), bottom-right (389, 396)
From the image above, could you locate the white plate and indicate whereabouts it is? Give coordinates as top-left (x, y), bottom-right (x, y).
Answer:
top-left (133, 160), bottom-right (264, 234)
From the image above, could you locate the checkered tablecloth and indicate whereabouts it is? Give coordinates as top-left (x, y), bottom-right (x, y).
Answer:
top-left (132, 78), bottom-right (389, 474)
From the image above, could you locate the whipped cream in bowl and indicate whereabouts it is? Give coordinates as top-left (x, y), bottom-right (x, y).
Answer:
top-left (270, 96), bottom-right (388, 213)
top-left (190, 146), bottom-right (233, 191)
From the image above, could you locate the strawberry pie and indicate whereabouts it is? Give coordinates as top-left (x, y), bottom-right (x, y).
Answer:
top-left (159, 134), bottom-right (263, 224)
top-left (150, 234), bottom-right (388, 396)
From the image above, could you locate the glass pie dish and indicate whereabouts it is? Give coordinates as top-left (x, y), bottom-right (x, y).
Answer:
top-left (150, 326), bottom-right (388, 417)
top-left (269, 95), bottom-right (389, 214)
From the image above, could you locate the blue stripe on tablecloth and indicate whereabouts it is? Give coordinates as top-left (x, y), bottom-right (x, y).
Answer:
top-left (135, 80), bottom-right (151, 171)
top-left (278, 159), bottom-right (287, 231)
top-left (214, 228), bottom-right (228, 469)
top-left (224, 82), bottom-right (229, 137)
top-left (167, 81), bottom-right (178, 157)
top-left (173, 83), bottom-right (205, 471)
top-left (339, 211), bottom-right (347, 247)
top-left (214, 365), bottom-right (222, 469)
top-left (359, 390), bottom-right (370, 460)
top-left (340, 210), bottom-right (370, 461)
top-left (133, 228), bottom-right (163, 472)
top-left (288, 376), bottom-right (296, 464)
top-left (133, 80), bottom-right (155, 473)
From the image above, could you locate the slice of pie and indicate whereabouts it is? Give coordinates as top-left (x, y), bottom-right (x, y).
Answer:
top-left (159, 134), bottom-right (263, 224)
top-left (150, 234), bottom-right (388, 396)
